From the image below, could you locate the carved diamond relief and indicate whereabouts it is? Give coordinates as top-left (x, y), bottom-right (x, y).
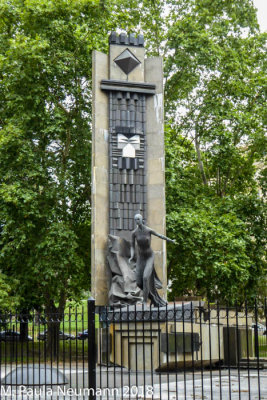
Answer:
top-left (114, 49), bottom-right (141, 75)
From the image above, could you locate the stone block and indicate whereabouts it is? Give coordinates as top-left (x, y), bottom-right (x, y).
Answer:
top-left (154, 250), bottom-right (167, 287)
top-left (144, 56), bottom-right (166, 299)
top-left (110, 322), bottom-right (161, 371)
top-left (109, 45), bottom-right (145, 82)
top-left (147, 159), bottom-right (164, 186)
top-left (152, 235), bottom-right (166, 252)
top-left (92, 50), bottom-right (109, 305)
top-left (147, 198), bottom-right (165, 219)
top-left (93, 152), bottom-right (109, 169)
top-left (146, 184), bottom-right (165, 200)
top-left (146, 143), bottom-right (165, 159)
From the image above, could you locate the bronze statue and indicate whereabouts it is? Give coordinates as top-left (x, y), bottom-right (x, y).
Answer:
top-left (107, 234), bottom-right (142, 305)
top-left (129, 214), bottom-right (175, 307)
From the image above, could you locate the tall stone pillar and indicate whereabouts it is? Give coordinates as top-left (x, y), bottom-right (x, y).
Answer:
top-left (92, 33), bottom-right (166, 305)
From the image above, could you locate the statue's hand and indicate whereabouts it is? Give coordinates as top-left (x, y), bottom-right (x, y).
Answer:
top-left (129, 257), bottom-right (134, 264)
top-left (170, 239), bottom-right (177, 244)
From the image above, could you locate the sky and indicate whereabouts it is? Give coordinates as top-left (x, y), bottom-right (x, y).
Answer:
top-left (253, 0), bottom-right (267, 31)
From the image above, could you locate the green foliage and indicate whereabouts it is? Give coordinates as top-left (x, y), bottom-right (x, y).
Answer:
top-left (159, 0), bottom-right (267, 304)
top-left (0, 272), bottom-right (20, 311)
top-left (165, 125), bottom-right (266, 304)
top-left (0, 0), bottom-right (111, 311)
top-left (0, 0), bottom-right (265, 309)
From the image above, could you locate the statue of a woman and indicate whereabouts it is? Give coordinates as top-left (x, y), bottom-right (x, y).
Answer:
top-left (129, 214), bottom-right (175, 307)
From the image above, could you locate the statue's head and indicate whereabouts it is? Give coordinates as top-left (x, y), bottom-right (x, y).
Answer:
top-left (134, 214), bottom-right (143, 226)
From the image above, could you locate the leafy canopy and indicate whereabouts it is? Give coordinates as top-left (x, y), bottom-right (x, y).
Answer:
top-left (0, 0), bottom-right (266, 309)
top-left (0, 0), bottom-right (111, 311)
top-left (162, 0), bottom-right (266, 303)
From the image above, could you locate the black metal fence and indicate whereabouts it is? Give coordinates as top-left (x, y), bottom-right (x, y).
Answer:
top-left (0, 299), bottom-right (266, 399)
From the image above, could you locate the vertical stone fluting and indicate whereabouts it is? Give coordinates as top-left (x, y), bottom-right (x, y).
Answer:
top-left (108, 92), bottom-right (146, 238)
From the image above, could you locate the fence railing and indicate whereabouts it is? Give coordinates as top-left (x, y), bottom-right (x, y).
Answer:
top-left (0, 299), bottom-right (266, 399)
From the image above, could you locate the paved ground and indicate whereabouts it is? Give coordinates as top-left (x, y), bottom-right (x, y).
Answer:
top-left (1, 365), bottom-right (267, 399)
top-left (95, 367), bottom-right (267, 400)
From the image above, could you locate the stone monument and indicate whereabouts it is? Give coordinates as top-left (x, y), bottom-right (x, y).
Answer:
top-left (92, 32), bottom-right (166, 306)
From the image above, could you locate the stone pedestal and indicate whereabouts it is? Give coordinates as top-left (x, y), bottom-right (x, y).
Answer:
top-left (107, 322), bottom-right (225, 371)
top-left (96, 303), bottom-right (257, 371)
top-left (110, 322), bottom-right (160, 371)
top-left (223, 326), bottom-right (254, 366)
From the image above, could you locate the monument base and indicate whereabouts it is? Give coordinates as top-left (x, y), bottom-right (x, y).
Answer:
top-left (97, 303), bottom-right (223, 371)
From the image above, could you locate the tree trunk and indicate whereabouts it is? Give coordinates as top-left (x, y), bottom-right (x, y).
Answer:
top-left (45, 296), bottom-right (66, 361)
top-left (46, 321), bottom-right (61, 361)
top-left (194, 130), bottom-right (208, 186)
top-left (19, 309), bottom-right (29, 341)
top-left (45, 305), bottom-right (61, 361)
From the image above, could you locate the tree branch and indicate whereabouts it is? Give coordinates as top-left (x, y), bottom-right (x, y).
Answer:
top-left (194, 127), bottom-right (208, 186)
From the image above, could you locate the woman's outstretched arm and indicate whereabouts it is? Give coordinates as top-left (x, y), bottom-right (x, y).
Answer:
top-left (150, 229), bottom-right (176, 244)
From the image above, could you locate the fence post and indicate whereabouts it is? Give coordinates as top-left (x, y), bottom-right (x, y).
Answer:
top-left (88, 297), bottom-right (96, 400)
top-left (254, 299), bottom-right (259, 359)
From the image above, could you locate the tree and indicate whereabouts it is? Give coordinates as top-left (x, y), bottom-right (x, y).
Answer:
top-left (0, 0), bottom-right (265, 312)
top-left (0, 0), bottom-right (112, 315)
top-left (162, 0), bottom-right (266, 303)
top-left (165, 130), bottom-right (266, 303)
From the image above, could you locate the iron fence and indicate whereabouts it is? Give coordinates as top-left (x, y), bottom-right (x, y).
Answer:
top-left (0, 299), bottom-right (266, 399)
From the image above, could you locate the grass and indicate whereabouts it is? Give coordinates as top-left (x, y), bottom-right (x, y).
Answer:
top-left (0, 300), bottom-right (101, 363)
top-left (258, 335), bottom-right (267, 358)
top-left (1, 327), bottom-right (266, 364)
top-left (0, 340), bottom-right (89, 363)
top-left (3, 299), bottom-right (99, 340)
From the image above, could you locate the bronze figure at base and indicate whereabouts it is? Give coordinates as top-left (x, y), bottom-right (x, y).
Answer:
top-left (130, 214), bottom-right (175, 307)
top-left (107, 214), bottom-right (175, 307)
